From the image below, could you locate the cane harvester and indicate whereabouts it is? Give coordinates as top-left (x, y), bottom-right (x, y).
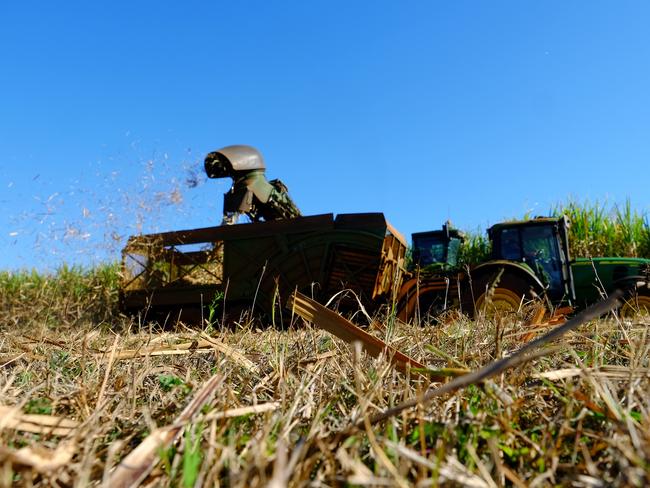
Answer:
top-left (119, 145), bottom-right (408, 323)
top-left (120, 145), bottom-right (649, 324)
top-left (398, 216), bottom-right (650, 322)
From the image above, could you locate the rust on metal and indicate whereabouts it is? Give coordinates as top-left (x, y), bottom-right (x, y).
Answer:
top-left (373, 232), bottom-right (408, 299)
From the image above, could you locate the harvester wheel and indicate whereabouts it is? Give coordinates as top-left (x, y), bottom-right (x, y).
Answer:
top-left (473, 273), bottom-right (535, 320)
top-left (620, 289), bottom-right (650, 318)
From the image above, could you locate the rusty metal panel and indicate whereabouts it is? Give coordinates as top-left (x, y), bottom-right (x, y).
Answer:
top-left (334, 212), bottom-right (388, 235)
top-left (386, 221), bottom-right (408, 249)
top-left (120, 212), bottom-right (407, 320)
top-left (121, 285), bottom-right (222, 308)
top-left (131, 214), bottom-right (335, 247)
top-left (373, 233), bottom-right (408, 299)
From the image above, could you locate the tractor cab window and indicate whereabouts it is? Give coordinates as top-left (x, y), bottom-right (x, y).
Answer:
top-left (495, 224), bottom-right (564, 296)
top-left (413, 235), bottom-right (447, 267)
top-left (412, 234), bottom-right (462, 268)
top-left (520, 225), bottom-right (563, 293)
top-left (499, 228), bottom-right (522, 260)
top-left (447, 237), bottom-right (462, 267)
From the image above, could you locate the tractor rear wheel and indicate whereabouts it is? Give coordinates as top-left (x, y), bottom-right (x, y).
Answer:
top-left (620, 290), bottom-right (650, 318)
top-left (472, 273), bottom-right (537, 320)
top-left (408, 290), bottom-right (448, 324)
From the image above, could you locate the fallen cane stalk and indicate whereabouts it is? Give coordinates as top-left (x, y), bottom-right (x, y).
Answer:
top-left (96, 334), bottom-right (120, 408)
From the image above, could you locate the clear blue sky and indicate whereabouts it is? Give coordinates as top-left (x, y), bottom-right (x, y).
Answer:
top-left (2, 1), bottom-right (649, 270)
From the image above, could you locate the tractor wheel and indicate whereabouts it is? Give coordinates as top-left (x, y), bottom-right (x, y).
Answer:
top-left (620, 290), bottom-right (650, 318)
top-left (395, 282), bottom-right (452, 325)
top-left (472, 273), bottom-right (536, 320)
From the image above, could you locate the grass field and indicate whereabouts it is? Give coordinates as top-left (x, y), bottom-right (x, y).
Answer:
top-left (1, 261), bottom-right (649, 487)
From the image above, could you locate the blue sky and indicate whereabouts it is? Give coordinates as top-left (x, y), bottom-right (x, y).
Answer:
top-left (1, 1), bottom-right (649, 269)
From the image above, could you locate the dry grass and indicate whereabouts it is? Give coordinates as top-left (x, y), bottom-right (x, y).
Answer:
top-left (1, 268), bottom-right (649, 486)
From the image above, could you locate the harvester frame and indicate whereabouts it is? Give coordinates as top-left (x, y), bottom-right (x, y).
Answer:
top-left (120, 213), bottom-right (407, 324)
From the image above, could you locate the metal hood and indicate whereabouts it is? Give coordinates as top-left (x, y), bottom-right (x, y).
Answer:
top-left (204, 145), bottom-right (266, 178)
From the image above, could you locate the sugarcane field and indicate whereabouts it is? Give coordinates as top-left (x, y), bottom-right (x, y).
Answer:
top-left (4, 4), bottom-right (650, 487)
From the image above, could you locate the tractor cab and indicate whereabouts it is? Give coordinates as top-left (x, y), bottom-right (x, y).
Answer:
top-left (488, 216), bottom-right (575, 303)
top-left (411, 222), bottom-right (465, 271)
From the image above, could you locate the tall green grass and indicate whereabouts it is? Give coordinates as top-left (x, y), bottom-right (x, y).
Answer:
top-left (552, 199), bottom-right (650, 258)
top-left (457, 232), bottom-right (491, 266)
top-left (0, 263), bottom-right (121, 328)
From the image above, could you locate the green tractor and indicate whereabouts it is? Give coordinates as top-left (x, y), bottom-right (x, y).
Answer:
top-left (410, 222), bottom-right (465, 273)
top-left (397, 223), bottom-right (467, 321)
top-left (398, 216), bottom-right (650, 321)
top-left (473, 215), bottom-right (650, 318)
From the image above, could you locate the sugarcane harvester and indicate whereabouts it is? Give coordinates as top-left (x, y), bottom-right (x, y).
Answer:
top-left (120, 145), bottom-right (407, 324)
top-left (204, 145), bottom-right (301, 225)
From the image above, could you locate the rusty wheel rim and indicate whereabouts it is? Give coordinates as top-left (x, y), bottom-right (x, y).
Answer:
top-left (476, 287), bottom-right (522, 319)
top-left (620, 294), bottom-right (650, 318)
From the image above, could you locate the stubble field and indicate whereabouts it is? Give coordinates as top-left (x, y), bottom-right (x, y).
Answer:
top-left (0, 265), bottom-right (649, 487)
